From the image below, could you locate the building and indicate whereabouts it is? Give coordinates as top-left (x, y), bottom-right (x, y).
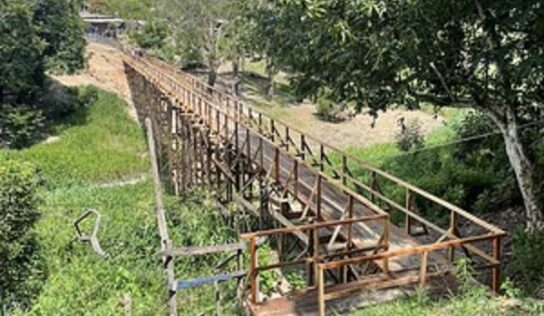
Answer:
top-left (80, 11), bottom-right (125, 37)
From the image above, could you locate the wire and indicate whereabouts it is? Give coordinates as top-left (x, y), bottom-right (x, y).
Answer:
top-left (378, 118), bottom-right (544, 160)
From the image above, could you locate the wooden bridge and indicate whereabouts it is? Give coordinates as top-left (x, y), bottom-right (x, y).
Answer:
top-left (119, 44), bottom-right (505, 315)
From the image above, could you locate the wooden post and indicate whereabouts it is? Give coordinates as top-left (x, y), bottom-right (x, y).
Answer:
top-left (294, 160), bottom-right (299, 199)
top-left (249, 237), bottom-right (258, 304)
top-left (370, 171), bottom-right (377, 203)
top-left (342, 156), bottom-right (347, 186)
top-left (449, 211), bottom-right (457, 262)
top-left (307, 224), bottom-right (316, 286)
top-left (274, 147), bottom-right (280, 183)
top-left (316, 175), bottom-right (322, 220)
top-left (319, 145), bottom-right (325, 171)
top-left (285, 127), bottom-right (290, 151)
top-left (420, 250), bottom-right (428, 286)
top-left (405, 188), bottom-right (411, 234)
top-left (317, 266), bottom-right (325, 316)
top-left (492, 236), bottom-right (501, 293)
top-left (246, 128), bottom-right (251, 163)
top-left (300, 135), bottom-right (306, 160)
top-left (270, 120), bottom-right (275, 142)
top-left (382, 217), bottom-right (390, 274)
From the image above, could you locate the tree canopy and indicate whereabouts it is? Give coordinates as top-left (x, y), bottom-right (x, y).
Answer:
top-left (0, 0), bottom-right (85, 103)
top-left (250, 0), bottom-right (544, 229)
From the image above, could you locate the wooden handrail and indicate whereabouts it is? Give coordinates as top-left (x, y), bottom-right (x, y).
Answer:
top-left (136, 52), bottom-right (505, 236)
top-left (240, 214), bottom-right (386, 239)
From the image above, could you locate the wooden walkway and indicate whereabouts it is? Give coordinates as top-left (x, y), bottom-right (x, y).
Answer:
top-left (120, 46), bottom-right (506, 316)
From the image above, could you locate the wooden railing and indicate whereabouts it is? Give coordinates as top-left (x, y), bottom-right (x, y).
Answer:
top-left (239, 215), bottom-right (389, 305)
top-left (125, 53), bottom-right (392, 224)
top-left (138, 52), bottom-right (505, 239)
top-left (316, 230), bottom-right (504, 315)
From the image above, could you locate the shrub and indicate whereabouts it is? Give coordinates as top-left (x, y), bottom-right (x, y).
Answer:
top-left (0, 104), bottom-right (45, 149)
top-left (508, 228), bottom-right (544, 296)
top-left (379, 112), bottom-right (520, 220)
top-left (0, 159), bottom-right (46, 311)
top-left (132, 20), bottom-right (168, 50)
top-left (395, 119), bottom-right (424, 152)
top-left (315, 89), bottom-right (346, 122)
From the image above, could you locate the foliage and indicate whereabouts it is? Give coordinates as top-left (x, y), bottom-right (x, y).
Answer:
top-left (352, 259), bottom-right (543, 316)
top-left (256, 244), bottom-right (277, 296)
top-left (104, 0), bottom-right (153, 20)
top-left (339, 113), bottom-right (521, 221)
top-left (0, 0), bottom-right (85, 149)
top-left (0, 159), bottom-right (45, 311)
top-left (1, 86), bottom-right (241, 315)
top-left (33, 0), bottom-right (86, 74)
top-left (0, 104), bottom-right (45, 149)
top-left (315, 89), bottom-right (346, 122)
top-left (253, 0), bottom-right (544, 228)
top-left (0, 0), bottom-right (45, 104)
top-left (508, 228), bottom-right (544, 296)
top-left (131, 19), bottom-right (168, 50)
top-left (154, 0), bottom-right (239, 85)
top-left (21, 182), bottom-right (165, 315)
top-left (395, 119), bottom-right (424, 152)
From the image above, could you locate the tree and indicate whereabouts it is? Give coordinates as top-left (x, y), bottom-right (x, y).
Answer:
top-left (0, 0), bottom-right (85, 102)
top-left (254, 0), bottom-right (544, 229)
top-left (156, 0), bottom-right (238, 87)
top-left (0, 159), bottom-right (45, 311)
top-left (0, 0), bottom-right (45, 104)
top-left (105, 0), bottom-right (153, 20)
top-left (33, 0), bottom-right (86, 74)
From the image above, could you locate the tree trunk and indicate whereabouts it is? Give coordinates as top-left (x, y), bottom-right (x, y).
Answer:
top-left (232, 57), bottom-right (241, 96)
top-left (208, 66), bottom-right (217, 87)
top-left (265, 58), bottom-right (275, 98)
top-left (232, 57), bottom-right (240, 78)
top-left (489, 106), bottom-right (543, 230)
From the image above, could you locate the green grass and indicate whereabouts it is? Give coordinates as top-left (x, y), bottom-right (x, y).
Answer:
top-left (25, 182), bottom-right (165, 315)
top-left (2, 87), bottom-right (149, 186)
top-left (351, 284), bottom-right (543, 316)
top-left (2, 87), bottom-right (242, 315)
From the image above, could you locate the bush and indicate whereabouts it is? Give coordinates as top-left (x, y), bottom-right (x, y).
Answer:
top-left (508, 228), bottom-right (544, 296)
top-left (132, 20), bottom-right (168, 50)
top-left (378, 112), bottom-right (520, 220)
top-left (0, 104), bottom-right (45, 149)
top-left (315, 89), bottom-right (346, 122)
top-left (0, 159), bottom-right (46, 311)
top-left (395, 119), bottom-right (424, 152)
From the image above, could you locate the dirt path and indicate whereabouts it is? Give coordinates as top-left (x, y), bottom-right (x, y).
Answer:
top-left (52, 42), bottom-right (137, 120)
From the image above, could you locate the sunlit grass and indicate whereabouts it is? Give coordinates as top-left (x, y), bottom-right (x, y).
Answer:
top-left (2, 87), bottom-right (149, 187)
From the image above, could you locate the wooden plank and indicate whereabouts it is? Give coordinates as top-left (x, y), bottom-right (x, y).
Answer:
top-left (161, 242), bottom-right (245, 257)
top-left (145, 118), bottom-right (176, 316)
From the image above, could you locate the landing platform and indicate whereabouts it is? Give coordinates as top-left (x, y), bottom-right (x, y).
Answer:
top-left (247, 270), bottom-right (456, 316)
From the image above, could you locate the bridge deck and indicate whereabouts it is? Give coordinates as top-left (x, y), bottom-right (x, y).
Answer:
top-left (245, 131), bottom-right (449, 273)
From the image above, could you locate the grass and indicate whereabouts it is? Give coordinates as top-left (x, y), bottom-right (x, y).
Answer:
top-left (1, 87), bottom-right (149, 187)
top-left (352, 289), bottom-right (542, 316)
top-left (2, 87), bottom-right (241, 315)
